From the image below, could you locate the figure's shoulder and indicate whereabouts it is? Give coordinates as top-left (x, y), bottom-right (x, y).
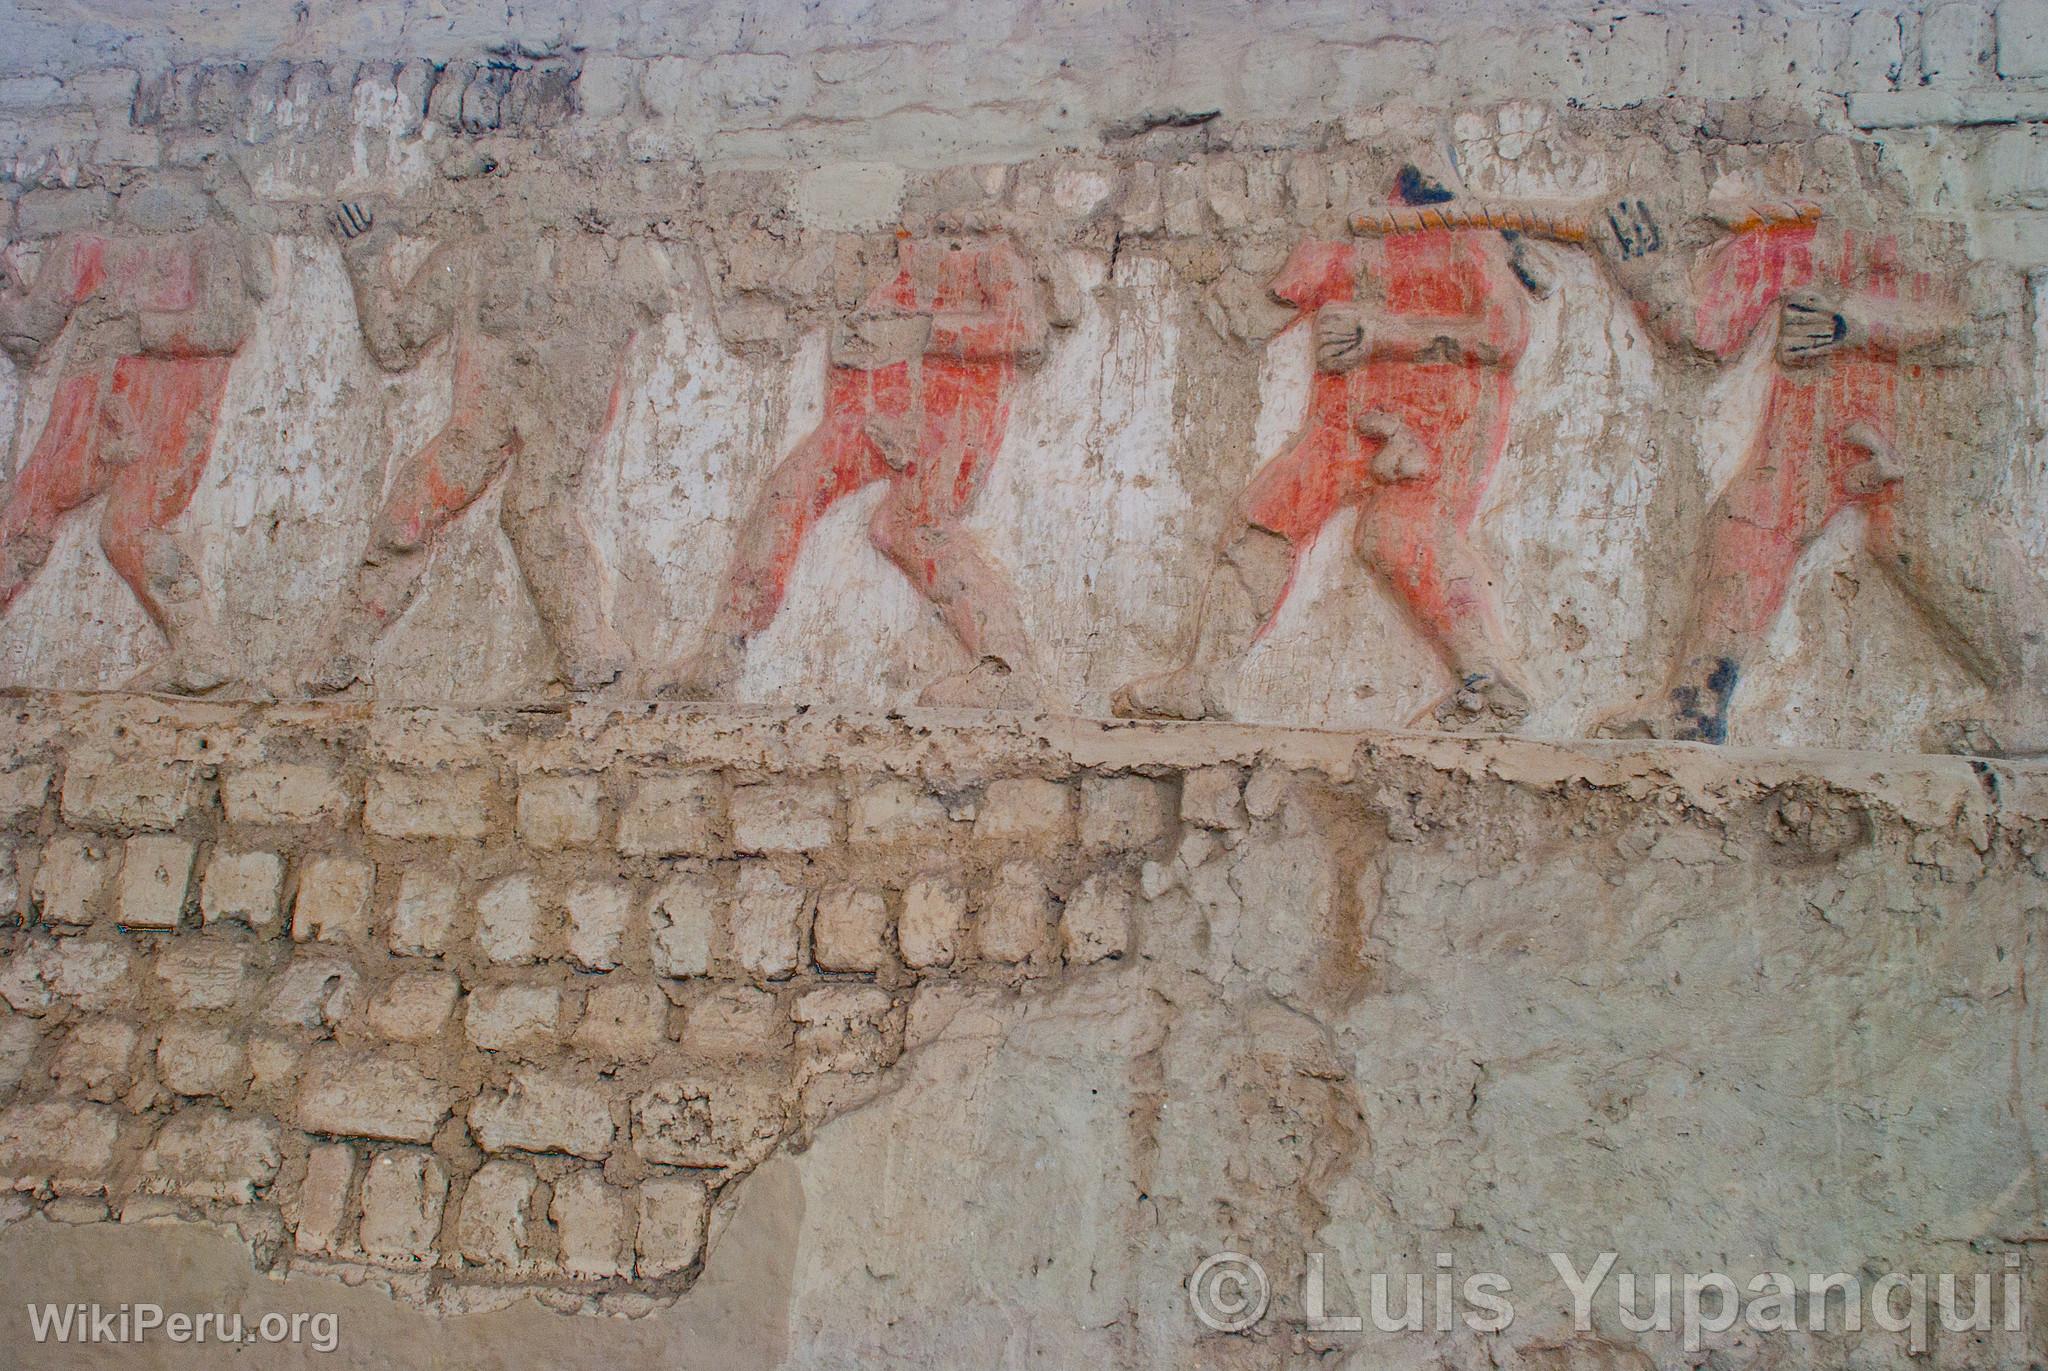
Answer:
top-left (959, 231), bottom-right (1026, 266)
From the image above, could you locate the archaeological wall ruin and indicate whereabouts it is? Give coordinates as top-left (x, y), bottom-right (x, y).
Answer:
top-left (0, 1), bottom-right (2046, 1366)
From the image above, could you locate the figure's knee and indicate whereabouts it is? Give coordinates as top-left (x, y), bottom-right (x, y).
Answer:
top-left (96, 501), bottom-right (152, 589)
top-left (1223, 484), bottom-right (1273, 541)
top-left (361, 503), bottom-right (420, 558)
top-left (437, 415), bottom-right (518, 492)
top-left (497, 460), bottom-right (569, 548)
top-left (1351, 503), bottom-right (1441, 581)
top-left (0, 480), bottom-right (61, 546)
top-left (5, 439), bottom-right (103, 540)
top-left (867, 497), bottom-right (947, 571)
top-left (0, 528), bottom-right (54, 598)
top-left (761, 455), bottom-right (827, 516)
top-left (1221, 520), bottom-right (1293, 581)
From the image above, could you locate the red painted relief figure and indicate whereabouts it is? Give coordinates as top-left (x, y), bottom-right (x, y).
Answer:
top-left (305, 194), bottom-right (677, 694)
top-left (1115, 169), bottom-right (1541, 727)
top-left (656, 229), bottom-right (1051, 708)
top-left (0, 172), bottom-right (272, 691)
top-left (1597, 201), bottom-right (2018, 746)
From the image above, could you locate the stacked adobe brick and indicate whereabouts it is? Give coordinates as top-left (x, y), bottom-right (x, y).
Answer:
top-left (0, 696), bottom-right (1191, 1311)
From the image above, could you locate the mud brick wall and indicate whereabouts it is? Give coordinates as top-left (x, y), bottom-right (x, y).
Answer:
top-left (0, 691), bottom-right (2041, 1366)
top-left (0, 695), bottom-right (1200, 1312)
top-left (3, 1), bottom-right (2048, 1366)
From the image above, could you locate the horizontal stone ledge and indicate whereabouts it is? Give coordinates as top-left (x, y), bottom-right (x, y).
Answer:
top-left (0, 690), bottom-right (2038, 833)
top-left (1847, 86), bottom-right (2048, 127)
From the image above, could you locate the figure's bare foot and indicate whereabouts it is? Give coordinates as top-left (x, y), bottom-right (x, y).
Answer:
top-left (1110, 667), bottom-right (1224, 721)
top-left (1590, 705), bottom-right (1669, 741)
top-left (1589, 658), bottom-right (1742, 744)
top-left (297, 644), bottom-right (371, 697)
top-left (634, 632), bottom-right (746, 701)
top-left (1412, 672), bottom-right (1531, 733)
top-left (559, 626), bottom-right (632, 692)
top-left (1924, 718), bottom-right (2006, 757)
top-left (125, 630), bottom-right (240, 696)
top-left (1921, 718), bottom-right (2048, 759)
top-left (916, 658), bottom-right (1042, 711)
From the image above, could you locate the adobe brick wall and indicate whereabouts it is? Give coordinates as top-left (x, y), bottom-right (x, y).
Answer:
top-left (0, 691), bottom-right (2041, 1365)
top-left (1, 2), bottom-right (2047, 1365)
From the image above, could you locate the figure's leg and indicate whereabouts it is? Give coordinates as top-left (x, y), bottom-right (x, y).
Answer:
top-left (1609, 449), bottom-right (1819, 744)
top-left (300, 414), bottom-right (514, 693)
top-left (0, 372), bottom-right (109, 611)
top-left (1112, 421), bottom-right (1354, 720)
top-left (646, 407), bottom-right (881, 700)
top-left (1351, 473), bottom-right (1532, 732)
top-left (1591, 378), bottom-right (1834, 744)
top-left (1861, 489), bottom-right (2048, 757)
top-left (99, 358), bottom-right (238, 692)
top-left (867, 486), bottom-right (1042, 709)
top-left (865, 366), bottom-right (1050, 709)
top-left (501, 460), bottom-right (632, 689)
top-left (499, 369), bottom-right (634, 690)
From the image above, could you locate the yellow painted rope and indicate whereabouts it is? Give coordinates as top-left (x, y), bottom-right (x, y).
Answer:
top-left (1348, 205), bottom-right (1591, 244)
top-left (1348, 199), bottom-right (1823, 243)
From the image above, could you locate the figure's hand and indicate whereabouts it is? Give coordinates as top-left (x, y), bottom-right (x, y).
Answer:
top-left (0, 332), bottom-right (44, 368)
top-left (1313, 305), bottom-right (1369, 372)
top-left (1589, 196), bottom-right (1682, 310)
top-left (1598, 197), bottom-right (1667, 264)
top-left (329, 202), bottom-right (378, 243)
top-left (1778, 289), bottom-right (1859, 364)
top-left (1505, 234), bottom-right (1555, 299)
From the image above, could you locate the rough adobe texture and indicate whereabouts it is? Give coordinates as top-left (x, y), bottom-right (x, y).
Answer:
top-left (0, 0), bottom-right (2047, 1367)
top-left (0, 692), bottom-right (2036, 1368)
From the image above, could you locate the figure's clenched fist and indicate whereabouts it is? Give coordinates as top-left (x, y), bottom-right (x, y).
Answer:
top-left (1779, 288), bottom-right (1858, 365)
top-left (329, 202), bottom-right (376, 242)
top-left (1600, 197), bottom-right (1666, 262)
top-left (1313, 305), bottom-right (1368, 372)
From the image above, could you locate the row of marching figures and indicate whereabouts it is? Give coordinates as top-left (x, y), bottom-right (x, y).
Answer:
top-left (0, 156), bottom-right (2042, 754)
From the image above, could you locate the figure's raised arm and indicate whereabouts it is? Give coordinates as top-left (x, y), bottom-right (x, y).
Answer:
top-left (1590, 198), bottom-right (1824, 359)
top-left (0, 236), bottom-right (94, 368)
top-left (329, 202), bottom-right (462, 372)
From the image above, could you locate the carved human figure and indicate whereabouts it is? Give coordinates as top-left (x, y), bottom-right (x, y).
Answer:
top-left (305, 194), bottom-right (675, 693)
top-left (1114, 170), bottom-right (1540, 727)
top-left (1597, 202), bottom-right (2032, 749)
top-left (0, 171), bottom-right (272, 691)
top-left (654, 228), bottom-right (1052, 708)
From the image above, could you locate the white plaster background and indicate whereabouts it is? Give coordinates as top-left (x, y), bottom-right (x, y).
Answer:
top-left (0, 209), bottom-right (2038, 747)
